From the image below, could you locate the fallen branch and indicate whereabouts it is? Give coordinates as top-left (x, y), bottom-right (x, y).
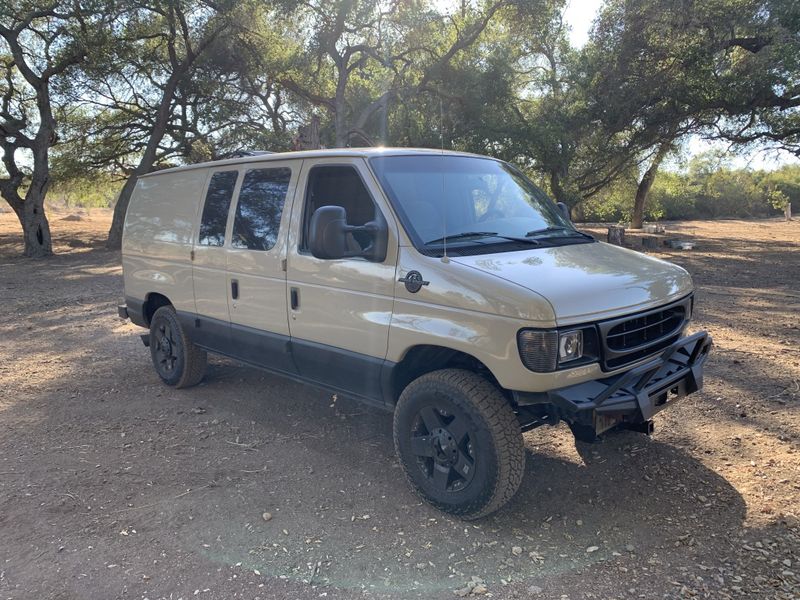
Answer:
top-left (108, 484), bottom-right (212, 514)
top-left (224, 440), bottom-right (259, 450)
top-left (766, 379), bottom-right (799, 400)
top-left (239, 467), bottom-right (268, 473)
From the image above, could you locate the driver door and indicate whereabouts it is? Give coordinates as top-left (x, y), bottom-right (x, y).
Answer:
top-left (285, 158), bottom-right (399, 403)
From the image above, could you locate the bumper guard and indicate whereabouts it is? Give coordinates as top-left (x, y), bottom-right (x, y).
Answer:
top-left (546, 331), bottom-right (712, 429)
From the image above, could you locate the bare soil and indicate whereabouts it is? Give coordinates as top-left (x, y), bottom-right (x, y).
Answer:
top-left (0, 209), bottom-right (798, 600)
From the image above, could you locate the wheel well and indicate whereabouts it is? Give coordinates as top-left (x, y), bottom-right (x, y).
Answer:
top-left (390, 345), bottom-right (505, 403)
top-left (143, 293), bottom-right (172, 326)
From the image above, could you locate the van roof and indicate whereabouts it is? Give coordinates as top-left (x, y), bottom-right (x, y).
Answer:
top-left (139, 147), bottom-right (490, 178)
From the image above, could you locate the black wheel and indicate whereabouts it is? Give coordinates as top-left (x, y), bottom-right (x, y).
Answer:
top-left (393, 369), bottom-right (525, 520)
top-left (149, 306), bottom-right (206, 388)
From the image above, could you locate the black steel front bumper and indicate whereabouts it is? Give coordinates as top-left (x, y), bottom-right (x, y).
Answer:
top-left (520, 331), bottom-right (712, 433)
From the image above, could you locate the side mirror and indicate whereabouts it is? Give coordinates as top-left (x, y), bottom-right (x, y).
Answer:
top-left (364, 211), bottom-right (389, 262)
top-left (309, 205), bottom-right (389, 262)
top-left (557, 201), bottom-right (572, 223)
top-left (309, 206), bottom-right (348, 259)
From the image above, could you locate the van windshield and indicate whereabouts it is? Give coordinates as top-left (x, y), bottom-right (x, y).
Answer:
top-left (369, 155), bottom-right (586, 253)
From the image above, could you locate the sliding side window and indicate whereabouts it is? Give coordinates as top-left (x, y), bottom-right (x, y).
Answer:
top-left (231, 168), bottom-right (291, 251)
top-left (198, 170), bottom-right (238, 246)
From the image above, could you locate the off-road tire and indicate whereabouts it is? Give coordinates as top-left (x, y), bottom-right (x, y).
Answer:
top-left (149, 306), bottom-right (206, 388)
top-left (393, 369), bottom-right (525, 519)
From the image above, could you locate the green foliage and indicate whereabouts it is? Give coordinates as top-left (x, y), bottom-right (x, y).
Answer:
top-left (580, 156), bottom-right (799, 222)
top-left (3, 0), bottom-right (799, 252)
top-left (47, 174), bottom-right (122, 209)
top-left (767, 188), bottom-right (790, 211)
top-left (648, 172), bottom-right (698, 220)
top-left (760, 165), bottom-right (800, 205)
top-left (582, 172), bottom-right (668, 222)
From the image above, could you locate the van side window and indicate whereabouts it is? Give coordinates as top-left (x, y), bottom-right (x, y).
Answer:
top-left (199, 170), bottom-right (238, 246)
top-left (231, 167), bottom-right (291, 251)
top-left (301, 165), bottom-right (376, 252)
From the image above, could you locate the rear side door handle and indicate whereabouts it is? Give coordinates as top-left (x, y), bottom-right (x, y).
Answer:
top-left (290, 287), bottom-right (299, 310)
top-left (231, 279), bottom-right (239, 300)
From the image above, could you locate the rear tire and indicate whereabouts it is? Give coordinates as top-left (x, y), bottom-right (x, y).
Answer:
top-left (149, 306), bottom-right (206, 388)
top-left (393, 369), bottom-right (525, 519)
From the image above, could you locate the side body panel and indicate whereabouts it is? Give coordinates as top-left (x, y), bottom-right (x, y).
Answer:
top-left (389, 245), bottom-right (562, 393)
top-left (122, 168), bottom-right (206, 314)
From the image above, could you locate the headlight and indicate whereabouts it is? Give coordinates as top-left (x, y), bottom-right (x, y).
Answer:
top-left (518, 326), bottom-right (598, 372)
top-left (558, 330), bottom-right (583, 363)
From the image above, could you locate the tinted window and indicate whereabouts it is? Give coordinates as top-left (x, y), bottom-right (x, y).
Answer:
top-left (199, 170), bottom-right (238, 246)
top-left (231, 168), bottom-right (291, 251)
top-left (301, 166), bottom-right (376, 251)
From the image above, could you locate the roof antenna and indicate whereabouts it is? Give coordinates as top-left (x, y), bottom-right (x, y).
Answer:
top-left (439, 93), bottom-right (450, 264)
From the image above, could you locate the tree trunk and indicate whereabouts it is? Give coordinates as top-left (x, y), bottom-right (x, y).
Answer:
top-left (334, 102), bottom-right (348, 147)
top-left (106, 174), bottom-right (140, 249)
top-left (549, 170), bottom-right (568, 205)
top-left (631, 175), bottom-right (653, 230)
top-left (572, 202), bottom-right (585, 222)
top-left (4, 180), bottom-right (54, 257)
top-left (20, 147), bottom-right (54, 257)
top-left (106, 69), bottom-right (184, 249)
top-left (20, 194), bottom-right (53, 257)
top-left (7, 197), bottom-right (23, 224)
top-left (631, 142), bottom-right (671, 229)
top-left (333, 61), bottom-right (349, 147)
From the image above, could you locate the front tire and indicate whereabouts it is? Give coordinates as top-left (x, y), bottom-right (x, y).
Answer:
top-left (393, 369), bottom-right (525, 519)
top-left (149, 306), bottom-right (207, 388)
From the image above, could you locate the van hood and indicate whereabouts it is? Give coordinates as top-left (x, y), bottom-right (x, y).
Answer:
top-left (450, 241), bottom-right (693, 324)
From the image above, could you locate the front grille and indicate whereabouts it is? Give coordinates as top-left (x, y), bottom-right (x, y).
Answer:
top-left (599, 297), bottom-right (691, 370)
top-left (607, 306), bottom-right (685, 350)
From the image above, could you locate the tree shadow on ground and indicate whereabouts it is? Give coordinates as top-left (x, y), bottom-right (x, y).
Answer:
top-left (0, 353), bottom-right (751, 599)
top-left (1, 227), bottom-right (796, 599)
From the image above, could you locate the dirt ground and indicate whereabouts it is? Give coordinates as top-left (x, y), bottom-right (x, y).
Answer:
top-left (0, 208), bottom-right (798, 600)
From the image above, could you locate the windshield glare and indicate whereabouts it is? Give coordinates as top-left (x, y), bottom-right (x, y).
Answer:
top-left (369, 155), bottom-right (572, 248)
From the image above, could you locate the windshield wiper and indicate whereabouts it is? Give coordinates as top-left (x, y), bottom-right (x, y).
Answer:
top-left (424, 231), bottom-right (498, 245)
top-left (424, 232), bottom-right (540, 246)
top-left (525, 226), bottom-right (593, 240)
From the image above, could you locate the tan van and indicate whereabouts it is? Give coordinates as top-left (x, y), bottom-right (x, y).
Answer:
top-left (119, 148), bottom-right (711, 518)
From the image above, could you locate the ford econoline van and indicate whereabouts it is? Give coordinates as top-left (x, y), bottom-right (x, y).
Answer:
top-left (119, 148), bottom-right (711, 519)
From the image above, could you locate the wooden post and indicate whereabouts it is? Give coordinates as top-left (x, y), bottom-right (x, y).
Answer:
top-left (641, 235), bottom-right (658, 250)
top-left (607, 225), bottom-right (625, 246)
top-left (294, 115), bottom-right (321, 150)
top-left (786, 202), bottom-right (792, 221)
